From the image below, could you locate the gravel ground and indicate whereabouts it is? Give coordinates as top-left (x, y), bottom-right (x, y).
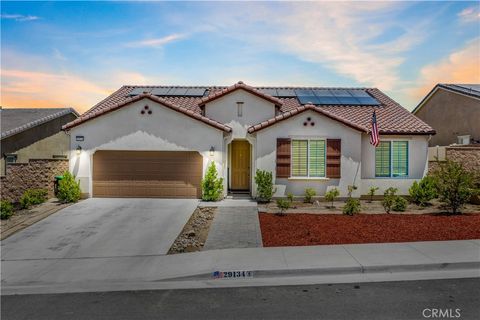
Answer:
top-left (168, 207), bottom-right (217, 254)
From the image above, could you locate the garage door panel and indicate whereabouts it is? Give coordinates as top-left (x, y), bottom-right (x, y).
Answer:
top-left (93, 151), bottom-right (203, 198)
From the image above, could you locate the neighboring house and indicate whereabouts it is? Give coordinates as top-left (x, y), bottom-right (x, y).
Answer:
top-left (63, 81), bottom-right (434, 199)
top-left (412, 84), bottom-right (480, 147)
top-left (1, 107), bottom-right (79, 175)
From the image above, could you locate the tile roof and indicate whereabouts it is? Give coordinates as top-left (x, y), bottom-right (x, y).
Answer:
top-left (63, 94), bottom-right (232, 132)
top-left (1, 107), bottom-right (78, 139)
top-left (413, 83), bottom-right (480, 114)
top-left (66, 82), bottom-right (435, 135)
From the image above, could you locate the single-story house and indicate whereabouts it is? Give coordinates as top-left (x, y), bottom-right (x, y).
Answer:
top-left (1, 107), bottom-right (79, 175)
top-left (412, 83), bottom-right (480, 147)
top-left (63, 81), bottom-right (435, 199)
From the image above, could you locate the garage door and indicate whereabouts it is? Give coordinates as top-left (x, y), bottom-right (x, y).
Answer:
top-left (93, 151), bottom-right (203, 198)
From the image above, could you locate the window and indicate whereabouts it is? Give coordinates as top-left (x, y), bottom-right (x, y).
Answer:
top-left (291, 139), bottom-right (326, 177)
top-left (375, 141), bottom-right (408, 178)
top-left (237, 102), bottom-right (243, 117)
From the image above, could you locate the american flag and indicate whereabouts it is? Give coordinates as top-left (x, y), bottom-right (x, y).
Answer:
top-left (370, 111), bottom-right (380, 147)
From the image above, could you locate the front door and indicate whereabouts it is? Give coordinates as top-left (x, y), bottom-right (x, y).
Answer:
top-left (230, 140), bottom-right (251, 190)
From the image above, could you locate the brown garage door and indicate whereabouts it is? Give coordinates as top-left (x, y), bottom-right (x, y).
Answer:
top-left (93, 151), bottom-right (203, 198)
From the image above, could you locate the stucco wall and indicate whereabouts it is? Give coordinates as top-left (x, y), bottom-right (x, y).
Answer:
top-left (1, 131), bottom-right (70, 176)
top-left (414, 88), bottom-right (480, 146)
top-left (68, 98), bottom-right (226, 197)
top-left (254, 110), bottom-right (363, 197)
top-left (205, 89), bottom-right (276, 139)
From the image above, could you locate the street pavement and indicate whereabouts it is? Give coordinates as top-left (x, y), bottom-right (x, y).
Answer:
top-left (2, 278), bottom-right (479, 320)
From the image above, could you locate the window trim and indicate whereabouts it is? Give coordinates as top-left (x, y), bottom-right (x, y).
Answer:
top-left (290, 138), bottom-right (326, 178)
top-left (375, 140), bottom-right (409, 178)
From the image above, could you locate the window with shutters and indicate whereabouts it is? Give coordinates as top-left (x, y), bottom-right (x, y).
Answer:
top-left (375, 141), bottom-right (408, 178)
top-left (291, 139), bottom-right (326, 177)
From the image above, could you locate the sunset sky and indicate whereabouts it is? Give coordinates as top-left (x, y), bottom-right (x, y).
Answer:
top-left (1, 1), bottom-right (479, 113)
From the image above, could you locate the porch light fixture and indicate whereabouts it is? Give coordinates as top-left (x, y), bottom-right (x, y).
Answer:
top-left (76, 145), bottom-right (82, 155)
top-left (209, 146), bottom-right (215, 156)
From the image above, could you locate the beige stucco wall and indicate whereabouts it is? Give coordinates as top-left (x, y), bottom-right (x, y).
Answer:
top-left (1, 131), bottom-right (70, 176)
top-left (414, 88), bottom-right (480, 146)
top-left (68, 98), bottom-right (226, 197)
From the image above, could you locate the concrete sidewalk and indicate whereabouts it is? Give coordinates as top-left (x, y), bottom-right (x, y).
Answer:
top-left (2, 240), bottom-right (479, 295)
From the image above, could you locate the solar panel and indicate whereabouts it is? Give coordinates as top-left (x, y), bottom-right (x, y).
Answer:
top-left (128, 87), bottom-right (151, 96)
top-left (348, 90), bottom-right (380, 105)
top-left (257, 88), bottom-right (278, 96)
top-left (168, 87), bottom-right (189, 96)
top-left (184, 88), bottom-right (207, 97)
top-left (275, 88), bottom-right (296, 97)
top-left (295, 89), bottom-right (321, 104)
top-left (312, 89), bottom-right (340, 105)
top-left (150, 87), bottom-right (172, 96)
top-left (331, 90), bottom-right (361, 105)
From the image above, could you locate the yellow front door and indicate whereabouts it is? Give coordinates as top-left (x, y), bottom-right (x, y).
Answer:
top-left (231, 140), bottom-right (251, 190)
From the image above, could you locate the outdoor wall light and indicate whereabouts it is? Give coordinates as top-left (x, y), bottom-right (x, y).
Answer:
top-left (76, 145), bottom-right (83, 155)
top-left (209, 146), bottom-right (215, 156)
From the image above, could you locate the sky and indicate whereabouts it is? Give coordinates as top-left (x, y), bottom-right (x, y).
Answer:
top-left (1, 1), bottom-right (479, 113)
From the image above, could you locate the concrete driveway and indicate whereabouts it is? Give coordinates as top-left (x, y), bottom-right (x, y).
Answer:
top-left (1, 198), bottom-right (198, 260)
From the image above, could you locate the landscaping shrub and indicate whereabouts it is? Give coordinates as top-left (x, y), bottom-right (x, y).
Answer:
top-left (287, 193), bottom-right (294, 203)
top-left (19, 188), bottom-right (48, 209)
top-left (408, 176), bottom-right (437, 206)
top-left (254, 170), bottom-right (275, 203)
top-left (57, 171), bottom-right (82, 203)
top-left (367, 186), bottom-right (379, 203)
top-left (432, 159), bottom-right (477, 215)
top-left (304, 188), bottom-right (316, 203)
top-left (382, 187), bottom-right (398, 214)
top-left (393, 196), bottom-right (408, 212)
top-left (1, 200), bottom-right (14, 220)
top-left (343, 198), bottom-right (361, 215)
top-left (325, 188), bottom-right (340, 208)
top-left (276, 199), bottom-right (291, 216)
top-left (201, 163), bottom-right (224, 201)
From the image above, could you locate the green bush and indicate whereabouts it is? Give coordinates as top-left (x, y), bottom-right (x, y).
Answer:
top-left (1, 200), bottom-right (14, 220)
top-left (382, 187), bottom-right (398, 214)
top-left (343, 198), bottom-right (361, 215)
top-left (433, 159), bottom-right (477, 215)
top-left (287, 193), bottom-right (294, 203)
top-left (393, 196), bottom-right (408, 212)
top-left (57, 171), bottom-right (82, 203)
top-left (367, 186), bottom-right (379, 202)
top-left (325, 188), bottom-right (340, 208)
top-left (304, 188), bottom-right (316, 203)
top-left (276, 199), bottom-right (291, 216)
top-left (408, 176), bottom-right (437, 206)
top-left (254, 170), bottom-right (275, 203)
top-left (19, 188), bottom-right (48, 209)
top-left (201, 163), bottom-right (224, 201)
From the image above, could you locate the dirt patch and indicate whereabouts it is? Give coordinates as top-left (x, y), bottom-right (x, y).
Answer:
top-left (1, 198), bottom-right (74, 240)
top-left (259, 199), bottom-right (480, 215)
top-left (168, 207), bottom-right (217, 254)
top-left (259, 213), bottom-right (480, 247)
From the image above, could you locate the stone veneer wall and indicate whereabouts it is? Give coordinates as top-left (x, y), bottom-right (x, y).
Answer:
top-left (429, 146), bottom-right (480, 174)
top-left (0, 159), bottom-right (69, 203)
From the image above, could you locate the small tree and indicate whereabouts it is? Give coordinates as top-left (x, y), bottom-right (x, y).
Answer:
top-left (325, 188), bottom-right (340, 208)
top-left (367, 186), bottom-right (379, 203)
top-left (254, 170), bottom-right (275, 203)
top-left (343, 185), bottom-right (361, 215)
top-left (276, 199), bottom-right (290, 216)
top-left (408, 176), bottom-right (437, 206)
top-left (382, 187), bottom-right (398, 214)
top-left (57, 172), bottom-right (81, 203)
top-left (433, 159), bottom-right (477, 215)
top-left (202, 162), bottom-right (224, 201)
top-left (304, 188), bottom-right (316, 203)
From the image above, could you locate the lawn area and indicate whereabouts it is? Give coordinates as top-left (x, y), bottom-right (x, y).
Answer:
top-left (259, 213), bottom-right (480, 247)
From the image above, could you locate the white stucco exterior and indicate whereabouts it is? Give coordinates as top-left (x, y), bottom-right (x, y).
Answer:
top-left (68, 90), bottom-right (430, 198)
top-left (68, 98), bottom-right (226, 196)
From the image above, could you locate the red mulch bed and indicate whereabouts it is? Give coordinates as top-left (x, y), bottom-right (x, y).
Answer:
top-left (259, 213), bottom-right (480, 247)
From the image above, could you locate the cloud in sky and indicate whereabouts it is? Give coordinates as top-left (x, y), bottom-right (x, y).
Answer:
top-left (126, 34), bottom-right (185, 48)
top-left (409, 38), bottom-right (480, 103)
top-left (458, 6), bottom-right (480, 23)
top-left (1, 13), bottom-right (40, 21)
